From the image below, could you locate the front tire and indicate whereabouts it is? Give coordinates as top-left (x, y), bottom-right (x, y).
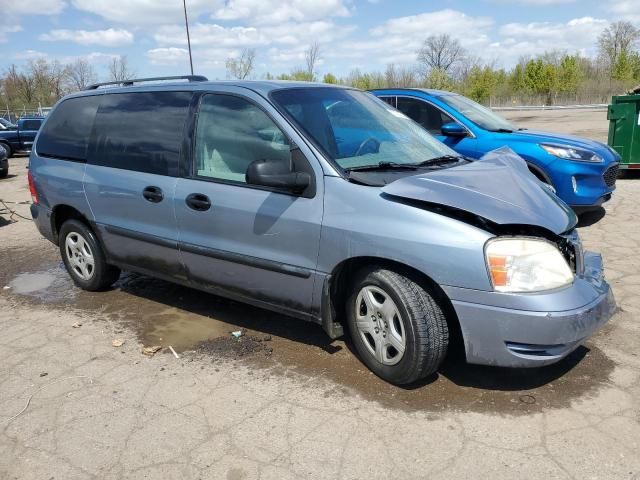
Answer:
top-left (59, 219), bottom-right (120, 291)
top-left (347, 267), bottom-right (449, 385)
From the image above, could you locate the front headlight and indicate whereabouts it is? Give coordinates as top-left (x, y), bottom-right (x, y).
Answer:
top-left (485, 238), bottom-right (574, 292)
top-left (540, 144), bottom-right (603, 163)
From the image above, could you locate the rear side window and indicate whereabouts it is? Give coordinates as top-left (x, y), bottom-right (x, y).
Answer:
top-left (37, 96), bottom-right (100, 161)
top-left (396, 97), bottom-right (454, 135)
top-left (22, 119), bottom-right (43, 130)
top-left (88, 91), bottom-right (192, 176)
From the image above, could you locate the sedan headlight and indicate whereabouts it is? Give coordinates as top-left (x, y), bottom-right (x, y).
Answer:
top-left (540, 144), bottom-right (603, 163)
top-left (485, 238), bottom-right (574, 292)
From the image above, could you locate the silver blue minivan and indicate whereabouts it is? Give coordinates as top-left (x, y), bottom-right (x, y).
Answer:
top-left (29, 76), bottom-right (615, 385)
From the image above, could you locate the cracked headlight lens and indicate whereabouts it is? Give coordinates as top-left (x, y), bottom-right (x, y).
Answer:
top-left (485, 238), bottom-right (574, 292)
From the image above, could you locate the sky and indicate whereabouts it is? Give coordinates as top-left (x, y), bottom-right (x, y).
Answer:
top-left (0, 0), bottom-right (638, 81)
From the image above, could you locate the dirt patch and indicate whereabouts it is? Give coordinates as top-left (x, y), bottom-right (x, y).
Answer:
top-left (193, 334), bottom-right (274, 361)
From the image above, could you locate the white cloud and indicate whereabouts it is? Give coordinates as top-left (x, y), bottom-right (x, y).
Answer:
top-left (490, 0), bottom-right (575, 4)
top-left (147, 47), bottom-right (189, 66)
top-left (154, 21), bottom-right (352, 49)
top-left (608, 0), bottom-right (640, 22)
top-left (212, 0), bottom-right (350, 25)
top-left (0, 24), bottom-right (22, 43)
top-left (324, 9), bottom-right (494, 66)
top-left (39, 28), bottom-right (134, 46)
top-left (13, 49), bottom-right (49, 61)
top-left (2, 0), bottom-right (65, 15)
top-left (496, 16), bottom-right (609, 60)
top-left (71, 0), bottom-right (217, 25)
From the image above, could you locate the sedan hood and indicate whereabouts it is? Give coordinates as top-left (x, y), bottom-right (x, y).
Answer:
top-left (382, 148), bottom-right (577, 234)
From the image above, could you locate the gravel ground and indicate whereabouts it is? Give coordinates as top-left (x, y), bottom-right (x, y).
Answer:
top-left (1, 111), bottom-right (639, 479)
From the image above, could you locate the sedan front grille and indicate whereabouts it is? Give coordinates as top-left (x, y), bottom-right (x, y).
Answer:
top-left (603, 163), bottom-right (619, 187)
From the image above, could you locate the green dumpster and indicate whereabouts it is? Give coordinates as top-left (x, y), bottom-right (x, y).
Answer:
top-left (608, 93), bottom-right (640, 170)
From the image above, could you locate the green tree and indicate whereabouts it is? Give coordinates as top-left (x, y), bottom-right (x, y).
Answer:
top-left (464, 66), bottom-right (499, 104)
top-left (558, 55), bottom-right (583, 94)
top-left (424, 68), bottom-right (453, 90)
top-left (322, 73), bottom-right (338, 84)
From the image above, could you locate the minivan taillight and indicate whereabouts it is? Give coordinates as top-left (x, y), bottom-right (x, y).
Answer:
top-left (28, 170), bottom-right (39, 205)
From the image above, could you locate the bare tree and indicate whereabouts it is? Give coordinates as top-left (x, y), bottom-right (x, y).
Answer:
top-left (65, 59), bottom-right (98, 91)
top-left (108, 56), bottom-right (136, 82)
top-left (305, 42), bottom-right (321, 80)
top-left (598, 21), bottom-right (640, 70)
top-left (417, 34), bottom-right (466, 75)
top-left (225, 48), bottom-right (256, 80)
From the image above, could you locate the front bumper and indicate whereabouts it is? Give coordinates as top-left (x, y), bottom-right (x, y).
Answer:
top-left (443, 252), bottom-right (616, 367)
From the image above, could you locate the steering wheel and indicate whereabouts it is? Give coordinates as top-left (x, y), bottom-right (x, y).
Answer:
top-left (355, 137), bottom-right (380, 157)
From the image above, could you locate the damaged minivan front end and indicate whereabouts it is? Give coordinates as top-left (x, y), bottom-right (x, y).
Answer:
top-left (318, 146), bottom-right (615, 369)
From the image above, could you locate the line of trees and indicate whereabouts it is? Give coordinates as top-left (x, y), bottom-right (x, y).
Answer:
top-left (0, 56), bottom-right (135, 116)
top-left (232, 21), bottom-right (640, 106)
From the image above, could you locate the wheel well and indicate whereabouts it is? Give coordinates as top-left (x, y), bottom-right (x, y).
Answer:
top-left (51, 205), bottom-right (90, 243)
top-left (328, 256), bottom-right (464, 357)
top-left (526, 162), bottom-right (552, 185)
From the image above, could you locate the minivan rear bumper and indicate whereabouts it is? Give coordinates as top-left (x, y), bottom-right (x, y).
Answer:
top-left (443, 252), bottom-right (616, 367)
top-left (30, 203), bottom-right (55, 244)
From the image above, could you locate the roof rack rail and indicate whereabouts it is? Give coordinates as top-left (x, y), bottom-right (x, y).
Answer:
top-left (85, 75), bottom-right (208, 90)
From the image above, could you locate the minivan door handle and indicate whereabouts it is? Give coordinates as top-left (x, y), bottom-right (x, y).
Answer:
top-left (185, 193), bottom-right (211, 211)
top-left (142, 186), bottom-right (164, 203)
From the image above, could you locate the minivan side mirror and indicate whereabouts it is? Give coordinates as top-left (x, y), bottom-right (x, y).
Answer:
top-left (441, 122), bottom-right (467, 138)
top-left (246, 158), bottom-right (310, 194)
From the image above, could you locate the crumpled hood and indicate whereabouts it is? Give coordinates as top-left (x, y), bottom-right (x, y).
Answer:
top-left (382, 148), bottom-right (577, 234)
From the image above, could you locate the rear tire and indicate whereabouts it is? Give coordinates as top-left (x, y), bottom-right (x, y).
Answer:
top-left (346, 266), bottom-right (449, 385)
top-left (0, 143), bottom-right (12, 159)
top-left (59, 219), bottom-right (120, 291)
top-left (0, 168), bottom-right (7, 179)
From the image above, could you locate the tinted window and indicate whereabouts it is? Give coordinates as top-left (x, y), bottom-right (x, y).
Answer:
top-left (439, 94), bottom-right (518, 132)
top-left (37, 96), bottom-right (100, 161)
top-left (22, 119), bottom-right (42, 130)
top-left (89, 92), bottom-right (191, 176)
top-left (396, 98), bottom-right (454, 135)
top-left (379, 96), bottom-right (397, 108)
top-left (194, 94), bottom-right (289, 183)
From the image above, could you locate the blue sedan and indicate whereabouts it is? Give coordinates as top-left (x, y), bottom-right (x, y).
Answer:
top-left (371, 89), bottom-right (620, 213)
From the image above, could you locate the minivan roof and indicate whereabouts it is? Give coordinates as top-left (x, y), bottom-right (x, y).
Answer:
top-left (65, 79), bottom-right (346, 100)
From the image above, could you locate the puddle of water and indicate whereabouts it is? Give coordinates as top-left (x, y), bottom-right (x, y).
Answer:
top-left (5, 248), bottom-right (617, 416)
top-left (8, 265), bottom-right (77, 302)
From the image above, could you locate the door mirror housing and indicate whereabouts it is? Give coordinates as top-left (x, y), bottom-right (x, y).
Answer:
top-left (441, 122), bottom-right (467, 138)
top-left (246, 158), bottom-right (310, 194)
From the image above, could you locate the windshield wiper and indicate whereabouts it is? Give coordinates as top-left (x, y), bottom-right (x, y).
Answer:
top-left (412, 155), bottom-right (463, 167)
top-left (346, 161), bottom-right (418, 172)
top-left (488, 128), bottom-right (514, 133)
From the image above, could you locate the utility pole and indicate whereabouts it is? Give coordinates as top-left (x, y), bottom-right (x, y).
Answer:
top-left (182, 0), bottom-right (194, 75)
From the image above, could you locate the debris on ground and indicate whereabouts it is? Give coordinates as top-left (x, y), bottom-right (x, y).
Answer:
top-left (195, 335), bottom-right (274, 361)
top-left (112, 339), bottom-right (125, 347)
top-left (140, 345), bottom-right (162, 357)
top-left (71, 322), bottom-right (82, 328)
top-left (3, 286), bottom-right (10, 290)
top-left (39, 372), bottom-right (48, 377)
top-left (231, 330), bottom-right (243, 339)
top-left (168, 345), bottom-right (180, 359)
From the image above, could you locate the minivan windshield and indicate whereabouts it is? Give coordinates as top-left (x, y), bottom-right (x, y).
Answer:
top-left (439, 94), bottom-right (518, 132)
top-left (271, 88), bottom-right (459, 170)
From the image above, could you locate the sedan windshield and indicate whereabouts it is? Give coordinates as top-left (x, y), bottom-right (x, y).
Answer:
top-left (271, 88), bottom-right (459, 170)
top-left (439, 94), bottom-right (518, 132)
